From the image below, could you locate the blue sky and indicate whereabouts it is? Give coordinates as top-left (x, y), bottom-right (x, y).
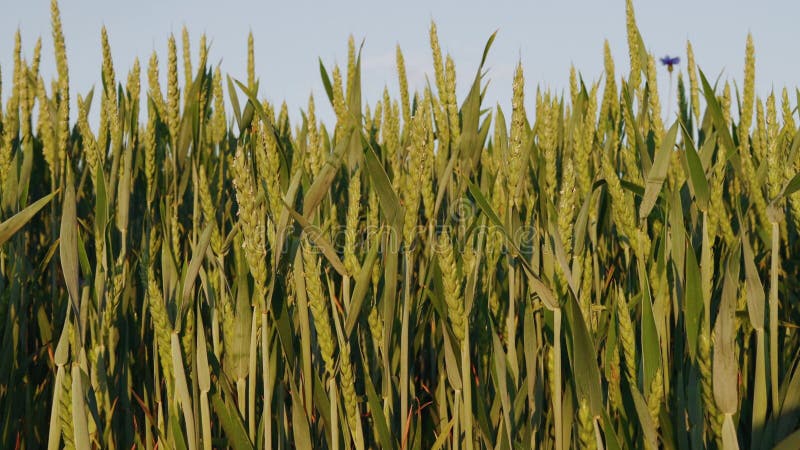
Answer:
top-left (1, 0), bottom-right (797, 126)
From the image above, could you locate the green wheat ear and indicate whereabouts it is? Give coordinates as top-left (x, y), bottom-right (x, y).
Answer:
top-left (302, 238), bottom-right (336, 377)
top-left (438, 230), bottom-right (466, 342)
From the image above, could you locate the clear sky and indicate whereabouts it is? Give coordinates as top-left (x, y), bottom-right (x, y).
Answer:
top-left (1, 0), bottom-right (797, 127)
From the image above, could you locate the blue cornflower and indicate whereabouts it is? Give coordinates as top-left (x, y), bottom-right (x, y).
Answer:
top-left (660, 55), bottom-right (680, 73)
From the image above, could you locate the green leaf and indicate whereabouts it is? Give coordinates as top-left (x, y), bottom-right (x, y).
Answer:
top-left (227, 75), bottom-right (243, 130)
top-left (639, 121), bottom-right (679, 220)
top-left (774, 429), bottom-right (800, 450)
top-left (572, 185), bottom-right (595, 256)
top-left (491, 323), bottom-right (514, 445)
top-left (273, 168), bottom-right (304, 279)
top-left (59, 169), bottom-right (79, 316)
top-left (778, 171), bottom-right (800, 200)
top-left (54, 312), bottom-right (71, 366)
top-left (630, 385), bottom-right (659, 449)
top-left (181, 224), bottom-right (213, 305)
top-left (363, 361), bottom-right (396, 449)
top-left (318, 58), bottom-right (334, 105)
top-left (196, 311), bottom-right (211, 393)
top-left (0, 190), bottom-right (57, 247)
top-left (292, 249), bottom-right (314, 410)
top-left (71, 365), bottom-right (91, 450)
top-left (697, 130), bottom-right (717, 171)
top-left (479, 30), bottom-right (498, 67)
top-left (303, 127), bottom-right (357, 217)
top-left (638, 261), bottom-right (661, 390)
top-left (458, 31), bottom-right (496, 174)
top-left (170, 409), bottom-right (190, 450)
top-left (95, 167), bottom-right (109, 242)
top-left (698, 70), bottom-right (737, 161)
top-left (742, 233), bottom-right (765, 331)
top-left (528, 274), bottom-right (559, 312)
top-left (670, 189), bottom-right (686, 285)
top-left (430, 415), bottom-right (457, 450)
top-left (680, 122), bottom-right (710, 209)
top-left (233, 79), bottom-right (289, 180)
top-left (600, 410), bottom-right (623, 450)
top-left (381, 231), bottom-right (399, 352)
top-left (289, 375), bottom-right (313, 450)
top-left (363, 141), bottom-right (402, 230)
top-left (344, 233), bottom-right (381, 337)
top-left (684, 244), bottom-right (703, 360)
top-left (777, 360), bottom-right (800, 440)
top-left (285, 204), bottom-right (347, 277)
top-left (564, 291), bottom-right (604, 415)
top-left (212, 392), bottom-right (254, 450)
top-left (47, 367), bottom-right (66, 450)
top-left (241, 94), bottom-right (255, 132)
top-left (171, 333), bottom-right (197, 450)
top-left (713, 250), bottom-right (740, 415)
top-left (467, 181), bottom-right (534, 278)
top-left (751, 331), bottom-right (767, 446)
top-left (440, 314), bottom-right (461, 390)
top-left (116, 143), bottom-right (133, 234)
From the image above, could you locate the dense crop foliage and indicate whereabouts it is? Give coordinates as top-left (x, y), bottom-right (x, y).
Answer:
top-left (1, 1), bottom-right (800, 448)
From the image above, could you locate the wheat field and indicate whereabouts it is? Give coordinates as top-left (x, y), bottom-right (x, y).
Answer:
top-left (1, 1), bottom-right (799, 449)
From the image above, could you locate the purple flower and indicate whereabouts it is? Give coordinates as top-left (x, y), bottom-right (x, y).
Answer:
top-left (660, 55), bottom-right (680, 73)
